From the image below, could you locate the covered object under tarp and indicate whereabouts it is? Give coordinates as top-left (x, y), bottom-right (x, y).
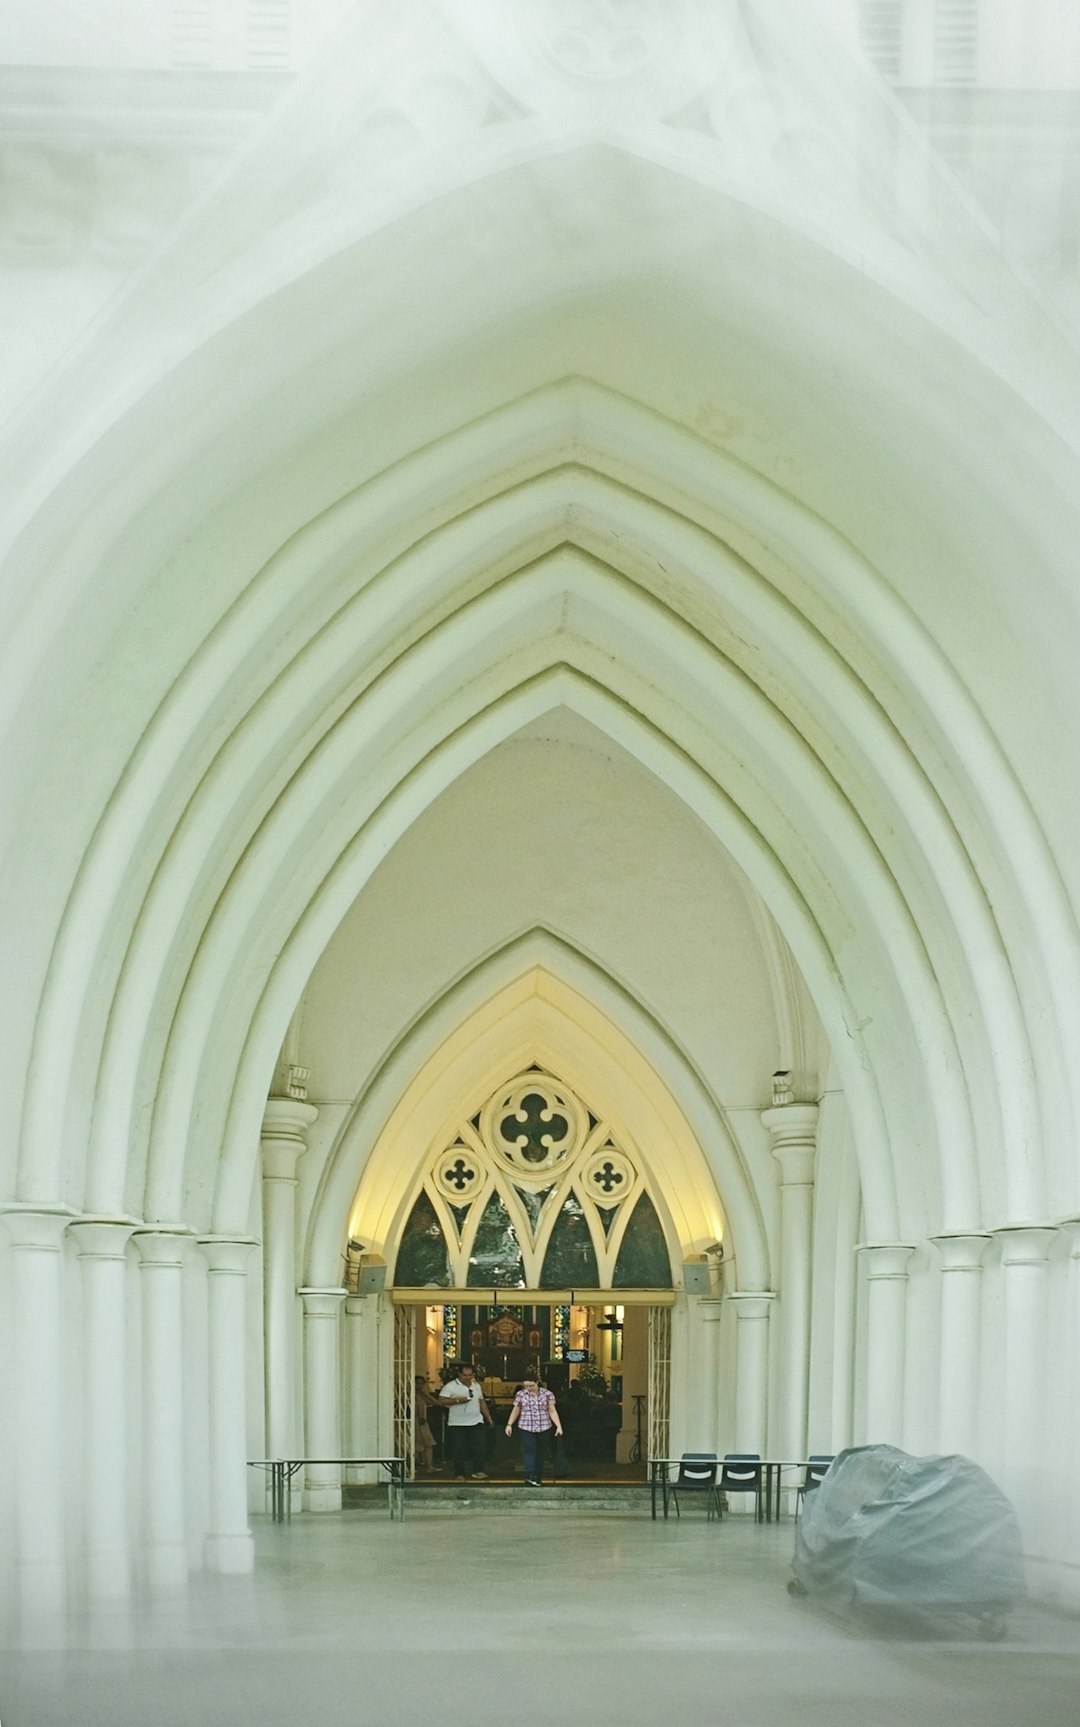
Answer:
top-left (792, 1445), bottom-right (1025, 1626)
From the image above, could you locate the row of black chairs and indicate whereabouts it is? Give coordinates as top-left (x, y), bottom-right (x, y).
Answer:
top-left (669, 1453), bottom-right (834, 1521)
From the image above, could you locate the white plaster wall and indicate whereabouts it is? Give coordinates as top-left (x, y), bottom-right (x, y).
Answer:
top-left (299, 729), bottom-right (784, 1114)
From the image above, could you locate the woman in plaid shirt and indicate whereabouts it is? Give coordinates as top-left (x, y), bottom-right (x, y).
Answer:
top-left (505, 1377), bottom-right (563, 1486)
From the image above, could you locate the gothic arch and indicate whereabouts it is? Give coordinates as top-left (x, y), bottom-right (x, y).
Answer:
top-left (314, 962), bottom-right (747, 1293)
top-left (302, 935), bottom-right (770, 1290)
top-left (7, 377), bottom-right (1071, 1254)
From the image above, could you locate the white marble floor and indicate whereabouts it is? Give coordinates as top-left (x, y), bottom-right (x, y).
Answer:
top-left (4, 1511), bottom-right (1080, 1726)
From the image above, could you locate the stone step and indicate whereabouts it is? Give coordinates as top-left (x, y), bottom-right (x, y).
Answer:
top-left (344, 1482), bottom-right (652, 1514)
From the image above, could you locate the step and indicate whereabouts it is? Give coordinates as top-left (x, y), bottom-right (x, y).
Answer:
top-left (344, 1482), bottom-right (652, 1514)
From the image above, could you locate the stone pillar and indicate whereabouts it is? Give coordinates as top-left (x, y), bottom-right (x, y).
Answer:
top-left (1059, 1219), bottom-right (1080, 1573)
top-left (134, 1229), bottom-right (190, 1588)
top-left (992, 1224), bottom-right (1055, 1529)
top-left (728, 1292), bottom-right (775, 1454)
top-left (300, 1287), bottom-right (347, 1510)
top-left (200, 1236), bottom-right (258, 1573)
top-left (69, 1218), bottom-right (138, 1601)
top-left (857, 1244), bottom-right (915, 1445)
top-left (761, 1102), bottom-right (818, 1460)
top-left (344, 1292), bottom-right (382, 1485)
top-left (261, 1099), bottom-right (318, 1463)
top-left (930, 1232), bottom-right (991, 1457)
top-left (1, 1206), bottom-right (73, 1624)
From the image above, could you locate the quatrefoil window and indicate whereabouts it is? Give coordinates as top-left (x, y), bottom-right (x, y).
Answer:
top-left (483, 1074), bottom-right (585, 1182)
top-left (499, 1092), bottom-right (569, 1164)
top-left (434, 1148), bottom-right (482, 1202)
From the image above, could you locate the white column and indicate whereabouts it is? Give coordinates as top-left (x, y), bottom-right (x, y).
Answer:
top-left (761, 1102), bottom-right (818, 1459)
top-left (992, 1224), bottom-right (1055, 1532)
top-left (344, 1292), bottom-right (382, 1485)
top-left (978, 0), bottom-right (1029, 83)
top-left (930, 1231), bottom-right (990, 1458)
top-left (857, 1244), bottom-right (915, 1445)
top-left (728, 1292), bottom-right (775, 1453)
top-left (1059, 1219), bottom-right (1080, 1581)
top-left (134, 1229), bottom-right (190, 1588)
top-left (69, 1218), bottom-right (138, 1601)
top-left (300, 1287), bottom-right (347, 1510)
top-left (1, 1206), bottom-right (73, 1625)
top-left (200, 1236), bottom-right (258, 1573)
top-left (261, 1098), bottom-right (318, 1461)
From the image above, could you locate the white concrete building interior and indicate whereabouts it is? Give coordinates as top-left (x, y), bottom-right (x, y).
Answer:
top-left (4, 3), bottom-right (1080, 1723)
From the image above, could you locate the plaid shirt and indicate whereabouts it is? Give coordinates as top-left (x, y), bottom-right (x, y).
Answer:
top-left (514, 1387), bottom-right (555, 1433)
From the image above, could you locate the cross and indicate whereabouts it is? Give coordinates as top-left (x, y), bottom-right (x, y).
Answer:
top-left (500, 1092), bottom-right (569, 1163)
top-left (443, 1156), bottom-right (474, 1191)
top-left (593, 1160), bottom-right (624, 1195)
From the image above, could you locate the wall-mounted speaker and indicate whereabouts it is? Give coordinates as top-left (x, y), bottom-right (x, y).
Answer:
top-left (682, 1261), bottom-right (713, 1296)
top-left (357, 1260), bottom-right (387, 1295)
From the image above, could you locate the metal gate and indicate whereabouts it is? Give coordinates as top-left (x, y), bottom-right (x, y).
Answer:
top-left (393, 1302), bottom-right (416, 1480)
top-left (647, 1304), bottom-right (671, 1462)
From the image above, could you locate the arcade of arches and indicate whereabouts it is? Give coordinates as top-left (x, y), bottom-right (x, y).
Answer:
top-left (5, 0), bottom-right (1080, 1658)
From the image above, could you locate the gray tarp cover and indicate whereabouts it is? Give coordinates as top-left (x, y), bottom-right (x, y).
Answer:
top-left (792, 1445), bottom-right (1025, 1611)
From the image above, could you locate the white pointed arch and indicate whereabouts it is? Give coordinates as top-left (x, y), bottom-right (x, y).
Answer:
top-left (309, 958), bottom-right (748, 1295)
top-left (8, 377), bottom-right (1078, 1245)
top-left (302, 931), bottom-right (771, 1290)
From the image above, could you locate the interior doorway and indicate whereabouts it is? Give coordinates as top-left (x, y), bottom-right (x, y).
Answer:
top-left (395, 1297), bottom-right (669, 1481)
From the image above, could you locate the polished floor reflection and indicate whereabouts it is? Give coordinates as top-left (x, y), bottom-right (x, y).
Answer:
top-left (4, 1512), bottom-right (1080, 1726)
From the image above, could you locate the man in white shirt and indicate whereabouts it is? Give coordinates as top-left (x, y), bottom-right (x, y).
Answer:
top-left (439, 1363), bottom-right (494, 1480)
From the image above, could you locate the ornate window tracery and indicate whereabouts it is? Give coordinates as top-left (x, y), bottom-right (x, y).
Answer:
top-left (392, 1069), bottom-right (673, 1288)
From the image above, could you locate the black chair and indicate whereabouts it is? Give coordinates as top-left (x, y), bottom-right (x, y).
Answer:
top-left (795, 1454), bottom-right (834, 1519)
top-left (670, 1452), bottom-right (722, 1521)
top-left (720, 1453), bottom-right (764, 1521)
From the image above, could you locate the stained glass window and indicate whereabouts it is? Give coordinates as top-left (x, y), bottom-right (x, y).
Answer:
top-left (467, 1192), bottom-right (525, 1287)
top-left (448, 1202), bottom-right (471, 1239)
top-left (515, 1183), bottom-right (555, 1235)
top-left (443, 1304), bottom-right (458, 1361)
top-left (395, 1191), bottom-right (451, 1286)
top-left (540, 1191), bottom-right (599, 1287)
top-left (391, 1069), bottom-right (678, 1292)
top-left (613, 1193), bottom-right (670, 1288)
top-left (553, 1303), bottom-right (571, 1356)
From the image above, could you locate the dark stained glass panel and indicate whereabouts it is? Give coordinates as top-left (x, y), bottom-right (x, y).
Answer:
top-left (514, 1183), bottom-right (556, 1236)
top-left (613, 1193), bottom-right (671, 1288)
top-left (540, 1192), bottom-right (599, 1287)
top-left (395, 1190), bottom-right (450, 1286)
top-left (467, 1193), bottom-right (525, 1287)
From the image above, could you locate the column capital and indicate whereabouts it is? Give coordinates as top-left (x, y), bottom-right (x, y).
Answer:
top-left (199, 1236), bottom-right (259, 1275)
top-left (930, 1232), bottom-right (992, 1272)
top-left (727, 1290), bottom-right (776, 1321)
top-left (344, 1294), bottom-right (369, 1319)
top-left (0, 1204), bottom-right (76, 1249)
top-left (760, 1101), bottom-right (819, 1135)
top-left (299, 1286), bottom-right (347, 1318)
top-left (992, 1223), bottom-right (1057, 1266)
top-left (133, 1227), bottom-right (192, 1268)
top-left (857, 1242), bottom-right (916, 1279)
top-left (69, 1217), bottom-right (141, 1260)
top-left (261, 1097), bottom-right (319, 1180)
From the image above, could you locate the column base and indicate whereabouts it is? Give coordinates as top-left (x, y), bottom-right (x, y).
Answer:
top-left (17, 1558), bottom-right (66, 1629)
top-left (204, 1530), bottom-right (255, 1574)
top-left (144, 1541), bottom-right (189, 1589)
top-left (303, 1483), bottom-right (343, 1513)
top-left (86, 1548), bottom-right (132, 1603)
